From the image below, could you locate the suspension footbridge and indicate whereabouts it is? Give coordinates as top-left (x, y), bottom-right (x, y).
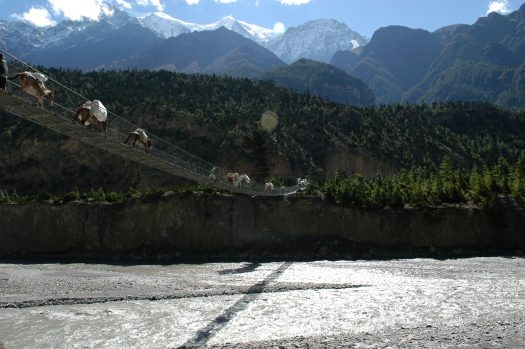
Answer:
top-left (0, 52), bottom-right (301, 197)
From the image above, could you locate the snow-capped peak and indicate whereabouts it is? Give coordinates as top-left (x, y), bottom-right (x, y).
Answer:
top-left (150, 12), bottom-right (177, 21)
top-left (142, 12), bottom-right (197, 27)
top-left (138, 12), bottom-right (199, 38)
top-left (264, 18), bottom-right (369, 64)
top-left (138, 13), bottom-right (280, 43)
top-left (203, 16), bottom-right (278, 42)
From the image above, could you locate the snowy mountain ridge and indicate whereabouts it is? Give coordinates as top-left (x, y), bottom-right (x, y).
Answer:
top-left (138, 12), bottom-right (279, 43)
top-left (266, 19), bottom-right (369, 64)
top-left (138, 13), bottom-right (369, 63)
top-left (1, 10), bottom-right (369, 66)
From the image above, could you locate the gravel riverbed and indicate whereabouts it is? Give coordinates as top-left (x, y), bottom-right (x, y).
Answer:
top-left (0, 257), bottom-right (524, 348)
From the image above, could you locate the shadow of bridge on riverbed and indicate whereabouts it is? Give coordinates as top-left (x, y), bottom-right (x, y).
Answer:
top-left (181, 262), bottom-right (293, 348)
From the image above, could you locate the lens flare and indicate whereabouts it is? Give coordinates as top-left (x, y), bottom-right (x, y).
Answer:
top-left (261, 111), bottom-right (279, 132)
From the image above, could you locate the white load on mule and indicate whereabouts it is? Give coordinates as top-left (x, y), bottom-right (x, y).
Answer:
top-left (135, 128), bottom-right (149, 142)
top-left (23, 71), bottom-right (48, 83)
top-left (80, 99), bottom-right (107, 123)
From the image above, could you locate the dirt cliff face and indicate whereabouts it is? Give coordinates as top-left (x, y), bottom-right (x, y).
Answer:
top-left (1, 194), bottom-right (523, 258)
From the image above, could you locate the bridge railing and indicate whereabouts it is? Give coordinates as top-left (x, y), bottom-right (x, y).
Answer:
top-left (1, 50), bottom-right (300, 196)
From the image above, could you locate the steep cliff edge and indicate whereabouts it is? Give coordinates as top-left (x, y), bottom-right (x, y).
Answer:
top-left (1, 194), bottom-right (523, 259)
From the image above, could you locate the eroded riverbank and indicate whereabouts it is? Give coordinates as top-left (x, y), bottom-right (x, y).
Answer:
top-left (1, 194), bottom-right (524, 259)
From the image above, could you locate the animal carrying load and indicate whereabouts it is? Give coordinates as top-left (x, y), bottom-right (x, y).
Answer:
top-left (20, 71), bottom-right (47, 83)
top-left (82, 99), bottom-right (107, 122)
top-left (135, 128), bottom-right (149, 142)
top-left (29, 72), bottom-right (48, 83)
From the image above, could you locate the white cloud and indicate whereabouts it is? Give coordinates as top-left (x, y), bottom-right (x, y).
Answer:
top-left (116, 0), bottom-right (133, 9)
top-left (18, 7), bottom-right (56, 27)
top-left (136, 0), bottom-right (164, 10)
top-left (48, 0), bottom-right (113, 21)
top-left (184, 0), bottom-right (200, 4)
top-left (215, 0), bottom-right (238, 3)
top-left (486, 0), bottom-right (511, 14)
top-left (277, 0), bottom-right (311, 5)
top-left (273, 21), bottom-right (285, 33)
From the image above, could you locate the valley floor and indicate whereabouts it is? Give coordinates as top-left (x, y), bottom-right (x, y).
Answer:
top-left (0, 257), bottom-right (524, 348)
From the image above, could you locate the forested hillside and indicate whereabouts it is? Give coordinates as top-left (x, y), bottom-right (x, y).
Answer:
top-left (263, 59), bottom-right (375, 106)
top-left (1, 68), bottom-right (524, 196)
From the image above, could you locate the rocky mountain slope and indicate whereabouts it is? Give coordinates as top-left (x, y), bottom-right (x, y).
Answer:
top-left (331, 5), bottom-right (525, 106)
top-left (138, 14), bottom-right (369, 64)
top-left (348, 26), bottom-right (441, 104)
top-left (138, 12), bottom-right (279, 43)
top-left (0, 10), bottom-right (161, 70)
top-left (123, 27), bottom-right (285, 77)
top-left (264, 19), bottom-right (368, 64)
top-left (29, 21), bottom-right (161, 71)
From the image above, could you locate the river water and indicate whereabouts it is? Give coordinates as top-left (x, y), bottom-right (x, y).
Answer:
top-left (0, 257), bottom-right (524, 348)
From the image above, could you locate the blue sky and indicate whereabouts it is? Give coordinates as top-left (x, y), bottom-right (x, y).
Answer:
top-left (2, 0), bottom-right (525, 37)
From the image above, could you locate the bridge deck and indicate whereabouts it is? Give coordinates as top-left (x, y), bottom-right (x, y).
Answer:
top-left (0, 91), bottom-right (298, 197)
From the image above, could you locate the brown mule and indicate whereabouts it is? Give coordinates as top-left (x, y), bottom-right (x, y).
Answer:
top-left (73, 107), bottom-right (107, 135)
top-left (8, 72), bottom-right (54, 107)
top-left (123, 128), bottom-right (152, 152)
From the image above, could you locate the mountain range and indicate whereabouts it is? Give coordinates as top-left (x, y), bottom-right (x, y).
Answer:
top-left (0, 10), bottom-right (372, 105)
top-left (138, 12), bottom-right (279, 43)
top-left (331, 4), bottom-right (525, 107)
top-left (0, 10), bottom-right (367, 69)
top-left (138, 13), bottom-right (368, 64)
top-left (265, 19), bottom-right (367, 64)
top-left (122, 27), bottom-right (286, 78)
top-left (3, 6), bottom-right (525, 107)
